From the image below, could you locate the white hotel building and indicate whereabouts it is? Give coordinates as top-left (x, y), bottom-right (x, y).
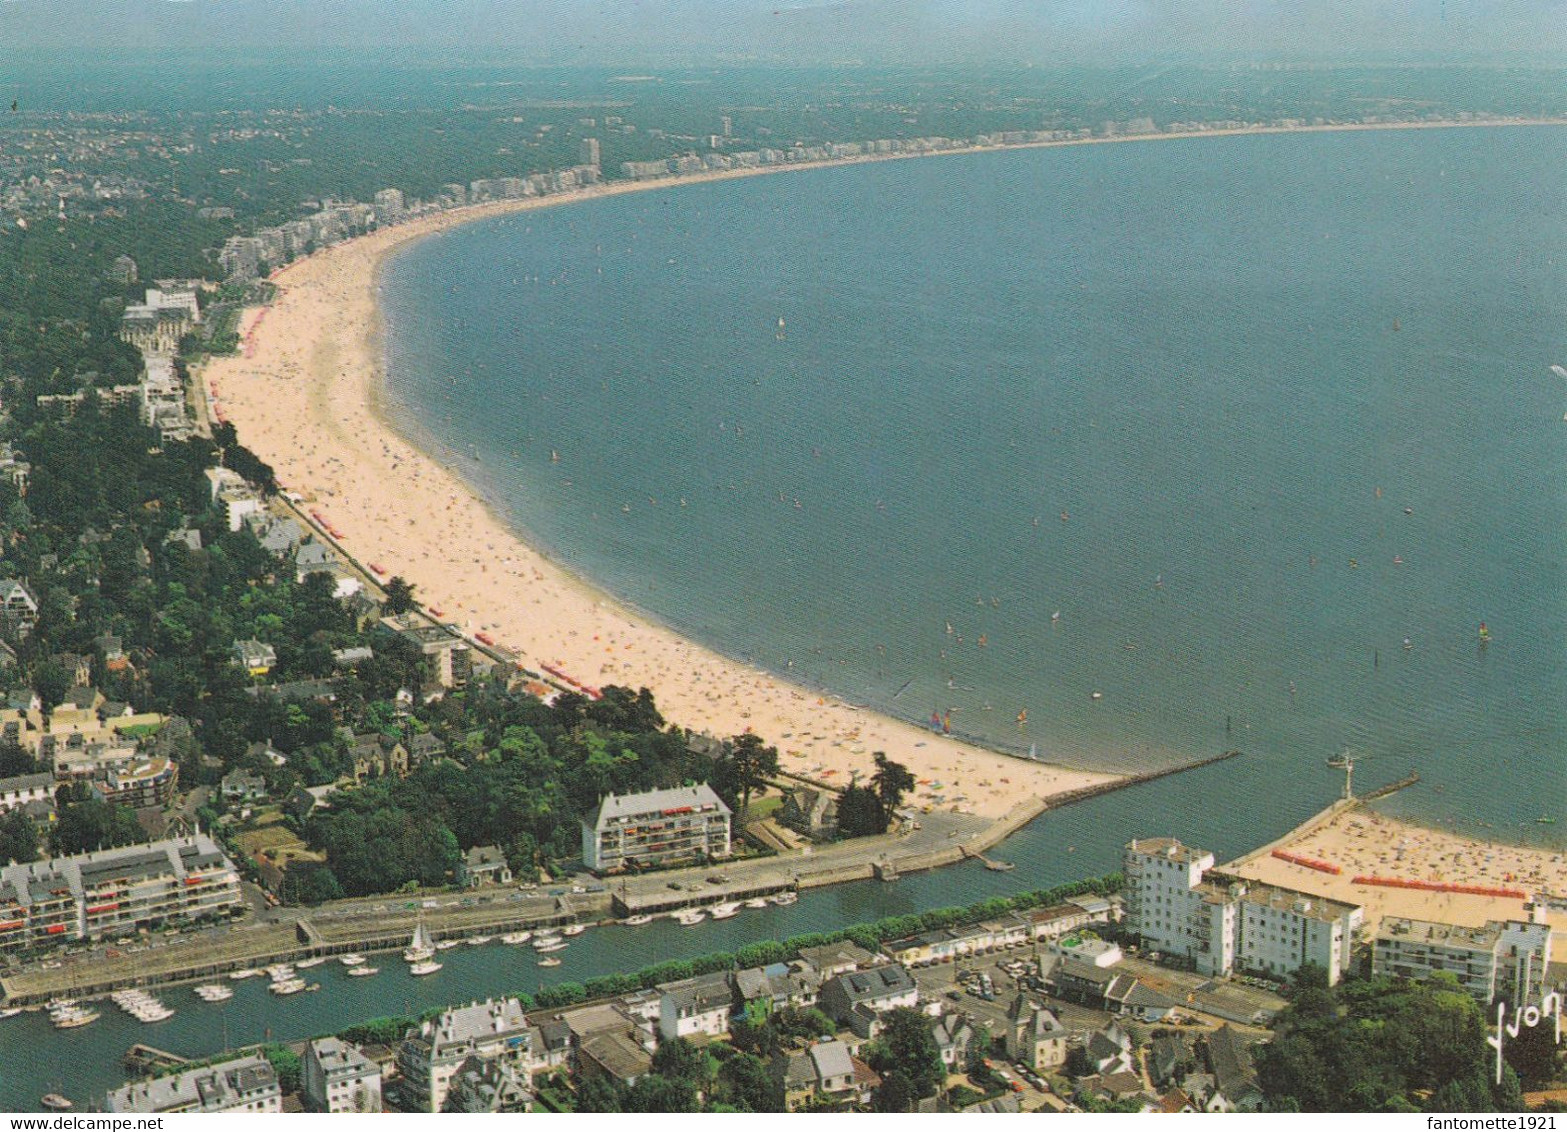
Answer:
top-left (1124, 838), bottom-right (1362, 985)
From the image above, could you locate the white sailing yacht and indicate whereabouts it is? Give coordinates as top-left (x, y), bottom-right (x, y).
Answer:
top-left (403, 919), bottom-right (436, 963)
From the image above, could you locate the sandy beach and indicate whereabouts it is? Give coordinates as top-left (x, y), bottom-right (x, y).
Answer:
top-left (1230, 809), bottom-right (1567, 961)
top-left (205, 176), bottom-right (1122, 821)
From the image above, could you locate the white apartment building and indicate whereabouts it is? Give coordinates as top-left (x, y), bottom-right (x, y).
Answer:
top-left (1231, 880), bottom-right (1361, 982)
top-left (397, 998), bottom-right (534, 1113)
top-left (1124, 837), bottom-right (1220, 968)
top-left (1373, 915), bottom-right (1555, 1005)
top-left (106, 1054), bottom-right (280, 1114)
top-left (1125, 838), bottom-right (1362, 985)
top-left (582, 784), bottom-right (731, 872)
top-left (304, 1036), bottom-right (383, 1113)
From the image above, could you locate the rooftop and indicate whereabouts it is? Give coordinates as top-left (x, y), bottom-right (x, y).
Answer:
top-left (1376, 916), bottom-right (1552, 951)
top-left (590, 783), bottom-right (729, 825)
top-left (1127, 837), bottom-right (1212, 866)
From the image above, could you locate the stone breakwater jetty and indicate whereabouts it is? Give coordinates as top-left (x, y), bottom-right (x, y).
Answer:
top-left (1, 750), bottom-right (1239, 1005)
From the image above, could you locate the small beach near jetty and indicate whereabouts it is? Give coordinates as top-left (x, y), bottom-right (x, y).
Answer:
top-left (1229, 810), bottom-right (1567, 961)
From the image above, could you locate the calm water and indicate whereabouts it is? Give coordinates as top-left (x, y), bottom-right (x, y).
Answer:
top-left (5, 126), bottom-right (1565, 1110)
top-left (383, 127), bottom-right (1567, 832)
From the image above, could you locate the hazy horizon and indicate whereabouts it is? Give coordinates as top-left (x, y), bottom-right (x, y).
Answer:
top-left (2, 0), bottom-right (1564, 66)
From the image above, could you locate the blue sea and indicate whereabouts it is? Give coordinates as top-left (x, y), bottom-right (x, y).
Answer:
top-left (381, 126), bottom-right (1567, 845)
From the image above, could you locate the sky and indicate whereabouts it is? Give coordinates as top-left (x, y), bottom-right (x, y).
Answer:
top-left (1, 0), bottom-right (1563, 63)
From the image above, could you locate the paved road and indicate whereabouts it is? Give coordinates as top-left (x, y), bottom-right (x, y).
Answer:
top-left (613, 809), bottom-right (991, 910)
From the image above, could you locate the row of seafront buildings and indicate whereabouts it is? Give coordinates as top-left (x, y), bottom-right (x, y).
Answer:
top-left (617, 131), bottom-right (1073, 181)
top-left (0, 833), bottom-right (241, 951)
top-left (1124, 837), bottom-right (1558, 1007)
top-left (215, 164), bottom-right (603, 284)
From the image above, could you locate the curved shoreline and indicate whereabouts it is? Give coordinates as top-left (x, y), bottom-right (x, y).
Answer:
top-left (205, 116), bottom-right (1560, 822)
top-left (210, 168), bottom-right (1131, 820)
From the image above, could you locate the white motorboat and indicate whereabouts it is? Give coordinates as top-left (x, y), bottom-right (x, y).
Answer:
top-left (52, 1007), bottom-right (100, 1029)
top-left (408, 960), bottom-right (442, 976)
top-left (500, 931), bottom-right (532, 945)
top-left (621, 914), bottom-right (653, 926)
top-left (346, 964), bottom-right (379, 977)
top-left (339, 954), bottom-right (366, 967)
top-left (708, 902), bottom-right (740, 920)
top-left (674, 909), bottom-right (706, 926)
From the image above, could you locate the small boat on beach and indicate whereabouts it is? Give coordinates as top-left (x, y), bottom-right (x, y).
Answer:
top-left (346, 965), bottom-right (379, 977)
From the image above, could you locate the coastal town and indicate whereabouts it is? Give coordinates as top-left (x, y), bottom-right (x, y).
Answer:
top-left (0, 48), bottom-right (1562, 1115)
